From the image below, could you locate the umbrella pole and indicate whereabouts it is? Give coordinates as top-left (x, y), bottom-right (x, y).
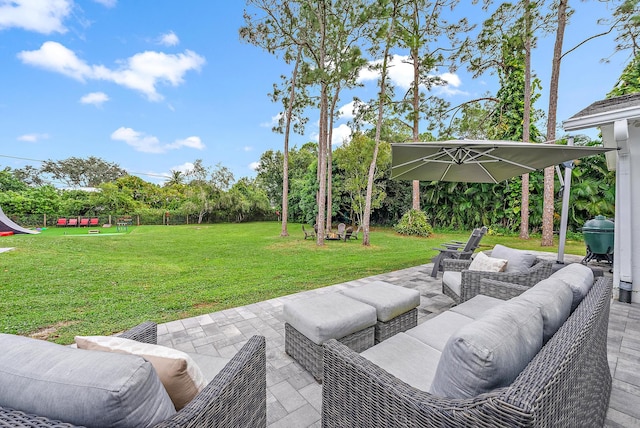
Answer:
top-left (557, 137), bottom-right (574, 264)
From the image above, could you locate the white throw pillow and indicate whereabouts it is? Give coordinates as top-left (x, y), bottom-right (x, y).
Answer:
top-left (468, 252), bottom-right (508, 272)
top-left (75, 335), bottom-right (207, 410)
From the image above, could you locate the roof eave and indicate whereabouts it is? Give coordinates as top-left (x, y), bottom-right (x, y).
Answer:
top-left (563, 106), bottom-right (640, 131)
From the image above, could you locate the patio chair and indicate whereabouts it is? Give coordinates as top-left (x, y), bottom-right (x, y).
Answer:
top-left (56, 218), bottom-right (67, 227)
top-left (89, 218), bottom-right (99, 227)
top-left (441, 245), bottom-right (554, 304)
top-left (67, 218), bottom-right (78, 227)
top-left (336, 223), bottom-right (346, 240)
top-left (343, 226), bottom-right (354, 241)
top-left (302, 224), bottom-right (316, 239)
top-left (349, 225), bottom-right (361, 240)
top-left (430, 226), bottom-right (488, 277)
top-left (79, 218), bottom-right (89, 227)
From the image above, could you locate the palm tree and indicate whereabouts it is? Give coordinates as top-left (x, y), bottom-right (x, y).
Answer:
top-left (165, 170), bottom-right (184, 187)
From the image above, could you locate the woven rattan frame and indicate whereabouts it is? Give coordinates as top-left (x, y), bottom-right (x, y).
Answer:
top-left (322, 276), bottom-right (612, 427)
top-left (442, 257), bottom-right (554, 303)
top-left (285, 323), bottom-right (374, 381)
top-left (0, 323), bottom-right (267, 428)
top-left (375, 308), bottom-right (417, 343)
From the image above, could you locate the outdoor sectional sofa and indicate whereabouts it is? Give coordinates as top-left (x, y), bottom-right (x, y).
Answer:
top-left (322, 263), bottom-right (612, 427)
top-left (0, 322), bottom-right (266, 428)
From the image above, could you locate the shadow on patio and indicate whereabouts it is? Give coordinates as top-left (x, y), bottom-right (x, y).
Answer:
top-left (157, 254), bottom-right (638, 428)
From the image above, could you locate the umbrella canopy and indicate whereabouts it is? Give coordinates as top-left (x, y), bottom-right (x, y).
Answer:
top-left (391, 140), bottom-right (615, 183)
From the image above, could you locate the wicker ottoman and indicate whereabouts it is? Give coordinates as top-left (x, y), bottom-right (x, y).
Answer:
top-left (283, 293), bottom-right (377, 381)
top-left (340, 281), bottom-right (420, 343)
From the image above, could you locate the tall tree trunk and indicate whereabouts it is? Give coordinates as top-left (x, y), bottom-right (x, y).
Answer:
top-left (364, 0), bottom-right (398, 246)
top-left (314, 1), bottom-right (328, 246)
top-left (411, 2), bottom-right (420, 211)
top-left (281, 48), bottom-right (302, 237)
top-left (317, 82), bottom-right (328, 245)
top-left (520, 0), bottom-right (532, 240)
top-left (326, 86), bottom-right (340, 232)
top-left (542, 0), bottom-right (568, 246)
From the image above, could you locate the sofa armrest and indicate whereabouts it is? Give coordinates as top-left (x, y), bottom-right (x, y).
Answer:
top-left (118, 321), bottom-right (158, 344)
top-left (0, 406), bottom-right (82, 427)
top-left (442, 258), bottom-right (473, 272)
top-left (479, 278), bottom-right (530, 300)
top-left (459, 259), bottom-right (554, 302)
top-left (153, 335), bottom-right (266, 428)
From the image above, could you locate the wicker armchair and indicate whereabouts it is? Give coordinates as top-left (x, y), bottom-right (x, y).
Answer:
top-left (322, 276), bottom-right (612, 427)
top-left (441, 257), bottom-right (554, 304)
top-left (0, 322), bottom-right (267, 428)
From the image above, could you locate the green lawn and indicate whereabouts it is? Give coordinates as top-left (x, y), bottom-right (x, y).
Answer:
top-left (0, 222), bottom-right (587, 344)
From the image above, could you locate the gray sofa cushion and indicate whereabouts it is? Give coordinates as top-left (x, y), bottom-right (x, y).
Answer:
top-left (340, 281), bottom-right (420, 322)
top-left (406, 311), bottom-right (474, 351)
top-left (513, 277), bottom-right (573, 343)
top-left (361, 333), bottom-right (441, 392)
top-left (430, 299), bottom-right (543, 399)
top-left (0, 333), bottom-right (176, 428)
top-left (490, 244), bottom-right (537, 273)
top-left (283, 293), bottom-right (377, 345)
top-left (549, 263), bottom-right (595, 311)
top-left (187, 353), bottom-right (231, 383)
top-left (450, 294), bottom-right (504, 319)
top-left (442, 271), bottom-right (461, 296)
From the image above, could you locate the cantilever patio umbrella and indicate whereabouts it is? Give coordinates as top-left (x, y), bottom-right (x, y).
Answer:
top-left (391, 140), bottom-right (613, 183)
top-left (391, 139), bottom-right (617, 264)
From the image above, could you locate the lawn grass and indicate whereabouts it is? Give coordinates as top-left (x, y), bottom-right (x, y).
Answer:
top-left (0, 222), bottom-right (588, 344)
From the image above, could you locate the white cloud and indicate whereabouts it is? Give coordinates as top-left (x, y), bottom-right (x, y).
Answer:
top-left (311, 124), bottom-right (352, 147)
top-left (243, 146), bottom-right (253, 152)
top-left (338, 101), bottom-right (357, 120)
top-left (93, 0), bottom-right (116, 7)
top-left (331, 124), bottom-right (352, 146)
top-left (18, 41), bottom-right (205, 101)
top-left (0, 0), bottom-right (72, 34)
top-left (260, 113), bottom-right (282, 128)
top-left (358, 54), bottom-right (466, 96)
top-left (249, 161), bottom-right (260, 170)
top-left (358, 54), bottom-right (413, 89)
top-left (167, 136), bottom-right (205, 150)
top-left (17, 133), bottom-right (49, 142)
top-left (170, 162), bottom-right (194, 174)
top-left (159, 31), bottom-right (179, 46)
top-left (111, 127), bottom-right (205, 153)
top-left (80, 91), bottom-right (109, 106)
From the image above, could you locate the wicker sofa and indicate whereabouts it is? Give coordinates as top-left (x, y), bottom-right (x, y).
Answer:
top-left (0, 322), bottom-right (266, 428)
top-left (441, 245), bottom-right (555, 304)
top-left (322, 265), bottom-right (612, 427)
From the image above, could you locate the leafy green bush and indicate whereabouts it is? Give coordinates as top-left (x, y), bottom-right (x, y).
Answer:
top-left (394, 209), bottom-right (433, 237)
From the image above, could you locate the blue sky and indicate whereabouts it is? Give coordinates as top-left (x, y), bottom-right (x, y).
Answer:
top-left (0, 0), bottom-right (628, 186)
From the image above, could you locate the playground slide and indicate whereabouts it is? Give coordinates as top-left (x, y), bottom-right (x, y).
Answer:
top-left (0, 206), bottom-right (39, 234)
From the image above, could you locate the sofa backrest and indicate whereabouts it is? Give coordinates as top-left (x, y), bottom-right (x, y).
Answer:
top-left (548, 263), bottom-right (595, 311)
top-left (430, 299), bottom-right (543, 399)
top-left (499, 275), bottom-right (612, 427)
top-left (512, 277), bottom-right (573, 343)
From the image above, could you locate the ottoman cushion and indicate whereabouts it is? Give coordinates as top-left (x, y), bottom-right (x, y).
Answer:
top-left (340, 281), bottom-right (420, 322)
top-left (283, 293), bottom-right (377, 345)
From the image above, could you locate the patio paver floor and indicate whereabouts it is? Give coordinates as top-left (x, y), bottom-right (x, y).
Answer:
top-left (156, 255), bottom-right (639, 427)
